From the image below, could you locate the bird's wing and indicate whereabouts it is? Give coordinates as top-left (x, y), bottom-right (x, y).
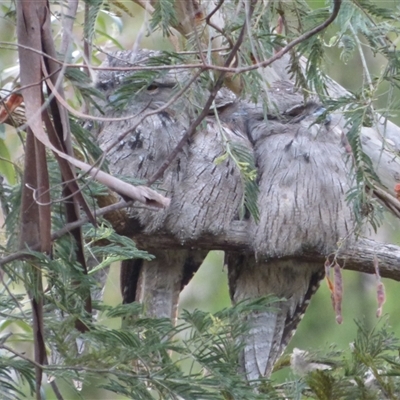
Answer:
top-left (164, 109), bottom-right (252, 240)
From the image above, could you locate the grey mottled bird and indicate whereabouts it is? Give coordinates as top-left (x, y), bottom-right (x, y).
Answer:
top-left (95, 50), bottom-right (250, 321)
top-left (96, 52), bottom-right (354, 380)
top-left (96, 50), bottom-right (197, 320)
top-left (227, 81), bottom-right (355, 379)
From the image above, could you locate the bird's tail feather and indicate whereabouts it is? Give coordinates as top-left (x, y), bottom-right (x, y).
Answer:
top-left (241, 310), bottom-right (279, 380)
top-left (121, 250), bottom-right (206, 323)
top-left (227, 253), bottom-right (324, 379)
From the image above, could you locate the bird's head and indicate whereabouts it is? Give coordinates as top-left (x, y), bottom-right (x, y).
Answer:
top-left (95, 50), bottom-right (194, 112)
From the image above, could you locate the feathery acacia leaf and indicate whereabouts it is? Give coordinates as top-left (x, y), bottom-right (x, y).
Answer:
top-left (2, 0), bottom-right (400, 397)
top-left (84, 0), bottom-right (104, 44)
top-left (150, 0), bottom-right (178, 36)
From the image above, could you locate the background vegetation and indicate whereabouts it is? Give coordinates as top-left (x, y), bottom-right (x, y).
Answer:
top-left (1, 0), bottom-right (400, 399)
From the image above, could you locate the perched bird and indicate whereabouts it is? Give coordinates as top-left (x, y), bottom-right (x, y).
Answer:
top-left (227, 81), bottom-right (355, 379)
top-left (95, 50), bottom-right (251, 321)
top-left (163, 100), bottom-right (250, 241)
top-left (96, 51), bottom-right (354, 379)
top-left (95, 50), bottom-right (198, 321)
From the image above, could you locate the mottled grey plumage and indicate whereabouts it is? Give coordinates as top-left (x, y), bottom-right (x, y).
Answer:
top-left (248, 82), bottom-right (353, 257)
top-left (227, 254), bottom-right (323, 379)
top-left (95, 50), bottom-right (248, 320)
top-left (164, 103), bottom-right (250, 240)
top-left (96, 51), bottom-right (354, 379)
top-left (96, 50), bottom-right (190, 232)
top-left (228, 81), bottom-right (354, 379)
top-left (95, 50), bottom-right (195, 321)
top-left (120, 249), bottom-right (205, 320)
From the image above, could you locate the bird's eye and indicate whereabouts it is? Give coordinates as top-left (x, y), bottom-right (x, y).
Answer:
top-left (146, 84), bottom-right (159, 93)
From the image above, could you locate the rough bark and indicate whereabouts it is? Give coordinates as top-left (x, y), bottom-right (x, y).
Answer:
top-left (124, 226), bottom-right (400, 283)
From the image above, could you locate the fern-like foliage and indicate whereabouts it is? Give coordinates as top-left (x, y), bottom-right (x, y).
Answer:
top-left (150, 0), bottom-right (178, 36)
top-left (304, 321), bottom-right (400, 400)
top-left (0, 297), bottom-right (283, 399)
top-left (108, 52), bottom-right (187, 110)
top-left (214, 116), bottom-right (260, 223)
top-left (1, 299), bottom-right (400, 399)
top-left (83, 0), bottom-right (104, 46)
top-left (64, 68), bottom-right (105, 111)
top-left (229, 142), bottom-right (259, 222)
top-left (2, 0), bottom-right (400, 398)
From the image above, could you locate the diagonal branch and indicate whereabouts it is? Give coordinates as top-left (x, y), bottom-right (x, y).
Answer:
top-left (148, 1), bottom-right (255, 184)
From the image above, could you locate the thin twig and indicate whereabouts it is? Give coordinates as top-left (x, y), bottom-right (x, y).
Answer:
top-left (148, 2), bottom-right (255, 185)
top-left (42, 65), bottom-right (152, 123)
top-left (1, 344), bottom-right (44, 368)
top-left (0, 40), bottom-right (204, 70)
top-left (0, 342), bottom-right (156, 378)
top-left (147, 0), bottom-right (342, 183)
top-left (233, 0), bottom-right (342, 73)
top-left (205, 0), bottom-right (234, 51)
top-left (0, 274), bottom-right (27, 319)
top-left (0, 0), bottom-right (341, 80)
top-left (188, 1), bottom-right (207, 67)
top-left (0, 200), bottom-right (133, 267)
top-left (59, 0), bottom-right (78, 56)
top-left (50, 381), bottom-right (65, 400)
top-left (350, 25), bottom-right (373, 91)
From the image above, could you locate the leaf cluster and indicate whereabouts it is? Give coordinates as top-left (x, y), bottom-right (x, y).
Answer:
top-left (303, 320), bottom-right (400, 400)
top-left (2, 0), bottom-right (400, 398)
top-left (0, 298), bottom-right (285, 399)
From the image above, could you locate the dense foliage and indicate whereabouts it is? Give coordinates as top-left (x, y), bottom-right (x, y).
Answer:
top-left (0, 0), bottom-right (400, 398)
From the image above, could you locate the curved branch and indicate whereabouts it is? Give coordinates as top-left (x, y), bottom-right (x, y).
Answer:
top-left (236, 0), bottom-right (342, 73)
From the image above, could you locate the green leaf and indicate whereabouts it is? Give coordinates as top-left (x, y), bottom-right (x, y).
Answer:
top-left (229, 142), bottom-right (260, 223)
top-left (0, 139), bottom-right (16, 185)
top-left (84, 0), bottom-right (104, 44)
top-left (150, 0), bottom-right (178, 36)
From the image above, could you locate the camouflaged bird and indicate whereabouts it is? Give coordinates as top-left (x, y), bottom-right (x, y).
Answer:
top-left (227, 81), bottom-right (355, 379)
top-left (95, 50), bottom-right (251, 322)
top-left (95, 51), bottom-right (355, 380)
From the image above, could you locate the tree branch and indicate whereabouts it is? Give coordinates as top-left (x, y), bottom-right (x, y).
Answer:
top-left (129, 221), bottom-right (400, 282)
top-left (3, 198), bottom-right (400, 282)
top-left (148, 1), bottom-right (254, 184)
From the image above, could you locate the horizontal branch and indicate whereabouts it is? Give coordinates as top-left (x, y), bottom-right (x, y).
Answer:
top-left (131, 221), bottom-right (400, 282)
top-left (340, 239), bottom-right (400, 280)
top-left (2, 195), bottom-right (399, 282)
